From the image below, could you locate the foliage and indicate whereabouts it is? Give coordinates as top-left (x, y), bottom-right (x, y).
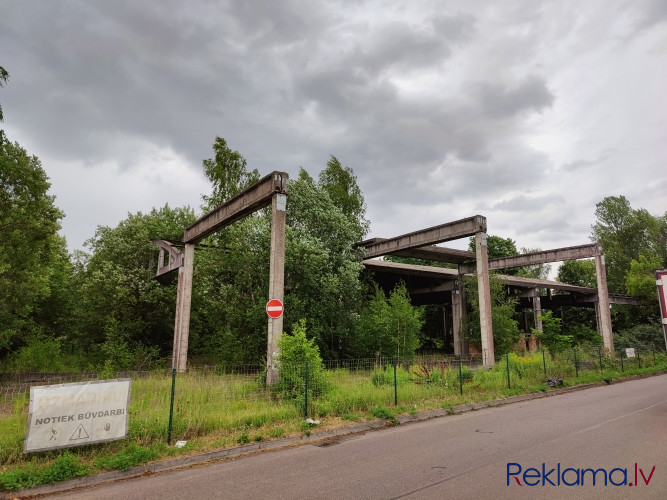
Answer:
top-left (283, 170), bottom-right (365, 358)
top-left (467, 236), bottom-right (548, 277)
top-left (0, 452), bottom-right (89, 491)
top-left (95, 443), bottom-right (157, 471)
top-left (463, 274), bottom-right (521, 355)
top-left (557, 259), bottom-right (597, 288)
top-left (275, 320), bottom-right (327, 399)
top-left (555, 259), bottom-right (598, 340)
top-left (318, 155), bottom-right (370, 238)
top-left (71, 205), bottom-right (196, 366)
top-left (614, 323), bottom-right (665, 352)
top-left (0, 65), bottom-right (7, 121)
top-left (352, 283), bottom-right (423, 359)
top-left (0, 131), bottom-right (66, 355)
top-left (5, 334), bottom-right (68, 372)
top-left (592, 195), bottom-right (666, 294)
top-left (200, 136), bottom-right (260, 210)
top-left (532, 311), bottom-right (574, 353)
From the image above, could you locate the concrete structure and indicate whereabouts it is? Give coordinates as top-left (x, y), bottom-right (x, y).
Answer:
top-left (153, 172), bottom-right (288, 378)
top-left (359, 216), bottom-right (497, 367)
top-left (363, 256), bottom-right (641, 358)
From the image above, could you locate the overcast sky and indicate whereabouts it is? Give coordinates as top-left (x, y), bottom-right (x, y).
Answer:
top-left (2, 0), bottom-right (665, 257)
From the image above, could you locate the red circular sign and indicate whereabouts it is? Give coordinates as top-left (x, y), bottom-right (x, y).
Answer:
top-left (266, 299), bottom-right (284, 319)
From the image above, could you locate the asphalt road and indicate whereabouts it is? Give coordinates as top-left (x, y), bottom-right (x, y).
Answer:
top-left (52, 375), bottom-right (667, 500)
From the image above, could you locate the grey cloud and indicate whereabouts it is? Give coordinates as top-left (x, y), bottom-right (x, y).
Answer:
top-left (432, 12), bottom-right (476, 43)
top-left (492, 193), bottom-right (566, 212)
top-left (561, 150), bottom-right (615, 172)
top-left (473, 76), bottom-right (554, 119)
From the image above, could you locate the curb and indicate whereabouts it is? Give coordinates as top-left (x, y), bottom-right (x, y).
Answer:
top-left (4, 369), bottom-right (666, 499)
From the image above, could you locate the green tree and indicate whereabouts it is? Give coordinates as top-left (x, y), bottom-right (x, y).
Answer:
top-left (532, 310), bottom-right (574, 354)
top-left (0, 131), bottom-right (65, 354)
top-left (468, 235), bottom-right (518, 260)
top-left (318, 156), bottom-right (369, 238)
top-left (274, 319), bottom-right (327, 398)
top-left (71, 205), bottom-right (196, 367)
top-left (555, 259), bottom-right (598, 342)
top-left (352, 283), bottom-right (423, 359)
top-left (625, 254), bottom-right (663, 323)
top-left (284, 170), bottom-right (365, 358)
top-left (591, 195), bottom-right (666, 294)
top-left (557, 259), bottom-right (597, 288)
top-left (192, 148), bottom-right (368, 363)
top-left (0, 66), bottom-right (8, 121)
top-left (462, 274), bottom-right (521, 355)
top-left (201, 137), bottom-right (260, 210)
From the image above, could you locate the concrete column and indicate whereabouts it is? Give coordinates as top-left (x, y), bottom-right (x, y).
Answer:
top-left (452, 284), bottom-right (463, 356)
top-left (532, 290), bottom-right (543, 333)
top-left (595, 252), bottom-right (614, 352)
top-left (173, 243), bottom-right (194, 372)
top-left (266, 193), bottom-right (287, 385)
top-left (531, 291), bottom-right (542, 351)
top-left (475, 232), bottom-right (494, 367)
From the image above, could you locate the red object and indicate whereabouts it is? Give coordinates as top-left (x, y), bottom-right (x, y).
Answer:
top-left (266, 299), bottom-right (284, 319)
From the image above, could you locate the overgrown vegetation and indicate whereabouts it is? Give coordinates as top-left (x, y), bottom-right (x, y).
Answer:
top-left (2, 350), bottom-right (665, 492)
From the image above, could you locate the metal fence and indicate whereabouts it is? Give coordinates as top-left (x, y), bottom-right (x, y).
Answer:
top-left (1, 346), bottom-right (665, 463)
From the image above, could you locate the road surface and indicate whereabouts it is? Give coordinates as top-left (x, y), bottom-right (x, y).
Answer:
top-left (53, 374), bottom-right (667, 499)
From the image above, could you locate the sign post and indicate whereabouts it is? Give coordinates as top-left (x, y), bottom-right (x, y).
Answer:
top-left (266, 298), bottom-right (284, 319)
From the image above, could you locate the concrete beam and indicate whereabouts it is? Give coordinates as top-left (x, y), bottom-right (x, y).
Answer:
top-left (151, 240), bottom-right (184, 276)
top-left (459, 243), bottom-right (601, 274)
top-left (385, 245), bottom-right (476, 264)
top-left (361, 216), bottom-right (486, 260)
top-left (184, 171), bottom-right (288, 243)
top-left (409, 282), bottom-right (457, 294)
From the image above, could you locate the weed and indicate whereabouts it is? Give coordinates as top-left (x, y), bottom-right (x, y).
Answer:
top-left (269, 428), bottom-right (285, 438)
top-left (371, 406), bottom-right (399, 425)
top-left (96, 443), bottom-right (157, 471)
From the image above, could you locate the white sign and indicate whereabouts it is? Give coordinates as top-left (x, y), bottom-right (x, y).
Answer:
top-left (24, 379), bottom-right (131, 453)
top-left (625, 348), bottom-right (636, 358)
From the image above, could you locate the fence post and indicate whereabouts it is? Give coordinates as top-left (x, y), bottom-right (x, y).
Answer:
top-left (167, 367), bottom-right (176, 445)
top-left (542, 349), bottom-right (547, 377)
top-left (619, 349), bottom-right (624, 372)
top-left (573, 348), bottom-right (579, 378)
top-left (393, 357), bottom-right (398, 406)
top-left (637, 350), bottom-right (641, 369)
top-left (505, 353), bottom-right (510, 389)
top-left (597, 345), bottom-right (603, 372)
top-left (304, 360), bottom-right (309, 418)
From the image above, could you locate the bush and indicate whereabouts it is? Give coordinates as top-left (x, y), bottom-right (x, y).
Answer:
top-left (6, 334), bottom-right (66, 372)
top-left (274, 320), bottom-right (328, 400)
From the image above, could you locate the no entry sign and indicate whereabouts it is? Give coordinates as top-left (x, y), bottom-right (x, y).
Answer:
top-left (266, 299), bottom-right (284, 319)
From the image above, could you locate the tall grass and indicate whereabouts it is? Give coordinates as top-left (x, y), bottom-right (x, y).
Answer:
top-left (1, 349), bottom-right (666, 491)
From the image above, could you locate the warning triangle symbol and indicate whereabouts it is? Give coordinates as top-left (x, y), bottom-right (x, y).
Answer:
top-left (70, 424), bottom-right (90, 440)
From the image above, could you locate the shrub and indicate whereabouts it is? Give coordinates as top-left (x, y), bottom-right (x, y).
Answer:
top-left (274, 320), bottom-right (327, 400)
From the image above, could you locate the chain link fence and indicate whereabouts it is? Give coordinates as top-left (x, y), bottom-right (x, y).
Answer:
top-left (2, 347), bottom-right (665, 464)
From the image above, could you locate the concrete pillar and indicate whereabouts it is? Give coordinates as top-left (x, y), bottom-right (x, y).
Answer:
top-left (475, 232), bottom-right (494, 367)
top-left (442, 304), bottom-right (449, 352)
top-left (595, 252), bottom-right (614, 352)
top-left (173, 243), bottom-right (194, 372)
top-left (531, 291), bottom-right (542, 351)
top-left (532, 291), bottom-right (543, 334)
top-left (266, 193), bottom-right (287, 385)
